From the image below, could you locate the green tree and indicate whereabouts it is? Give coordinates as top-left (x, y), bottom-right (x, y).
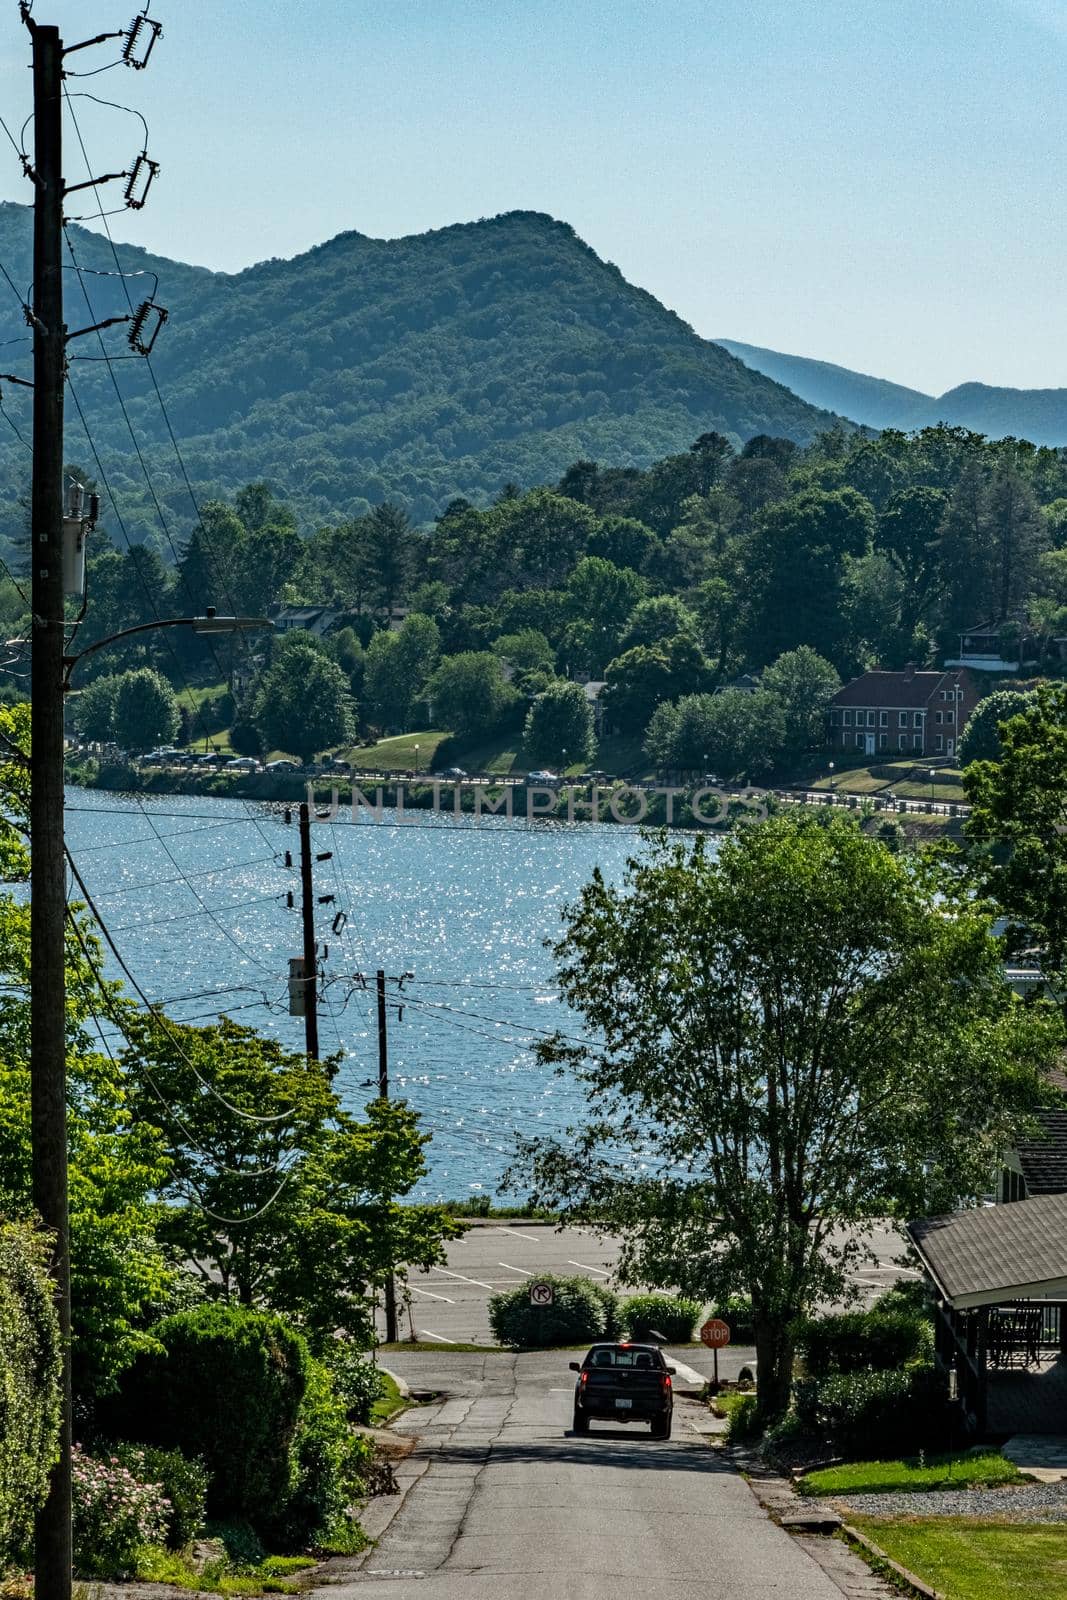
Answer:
top-left (492, 629), bottom-right (555, 673)
top-left (424, 651), bottom-right (515, 737)
top-left (645, 687), bottom-right (784, 780)
top-left (957, 687), bottom-right (1039, 766)
top-left (523, 681), bottom-right (595, 769)
top-left (603, 635), bottom-right (709, 729)
top-left (120, 1017), bottom-right (463, 1349)
top-left (878, 486), bottom-right (948, 638)
top-left (560, 557), bottom-right (646, 674)
top-left (761, 647), bottom-right (841, 759)
top-left (253, 634), bottom-right (355, 762)
top-left (965, 684), bottom-right (1067, 976)
top-left (0, 1222), bottom-right (61, 1568)
top-left (72, 673), bottom-right (120, 743)
top-left (113, 667), bottom-right (180, 753)
top-left (363, 614), bottom-right (440, 731)
top-left (517, 814), bottom-right (1059, 1420)
top-left (619, 594), bottom-right (700, 650)
top-left (364, 503), bottom-right (414, 618)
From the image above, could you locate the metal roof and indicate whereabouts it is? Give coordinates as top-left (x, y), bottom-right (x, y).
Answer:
top-left (908, 1193), bottom-right (1067, 1308)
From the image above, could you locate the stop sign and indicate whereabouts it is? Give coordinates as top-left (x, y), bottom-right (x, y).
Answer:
top-left (700, 1317), bottom-right (731, 1349)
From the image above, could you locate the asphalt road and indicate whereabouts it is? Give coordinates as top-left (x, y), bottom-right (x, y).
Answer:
top-left (386, 1220), bottom-right (917, 1345)
top-left (317, 1351), bottom-right (880, 1599)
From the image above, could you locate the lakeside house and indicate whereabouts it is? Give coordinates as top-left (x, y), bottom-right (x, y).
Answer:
top-left (828, 665), bottom-right (979, 759)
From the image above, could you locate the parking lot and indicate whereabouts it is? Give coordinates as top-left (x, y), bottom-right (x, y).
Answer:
top-left (383, 1218), bottom-right (918, 1345)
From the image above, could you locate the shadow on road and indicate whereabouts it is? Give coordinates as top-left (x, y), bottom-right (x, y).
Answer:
top-left (427, 1435), bottom-right (733, 1474)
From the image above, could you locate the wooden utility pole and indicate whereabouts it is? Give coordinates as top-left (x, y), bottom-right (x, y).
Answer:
top-left (298, 801), bottom-right (320, 1059)
top-left (28, 19), bottom-right (72, 1600)
top-left (376, 967), bottom-right (398, 1343)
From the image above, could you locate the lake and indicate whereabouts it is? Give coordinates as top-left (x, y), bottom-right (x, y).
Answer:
top-left (65, 788), bottom-right (676, 1200)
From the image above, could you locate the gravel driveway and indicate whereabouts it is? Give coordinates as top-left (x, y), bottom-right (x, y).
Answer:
top-left (838, 1481), bottom-right (1067, 1522)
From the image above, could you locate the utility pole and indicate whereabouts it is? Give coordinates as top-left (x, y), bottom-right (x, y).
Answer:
top-left (298, 801), bottom-right (320, 1060)
top-left (376, 967), bottom-right (398, 1343)
top-left (28, 19), bottom-right (72, 1600)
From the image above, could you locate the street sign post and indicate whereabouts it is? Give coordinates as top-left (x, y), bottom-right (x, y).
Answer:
top-left (700, 1317), bottom-right (731, 1390)
top-left (529, 1281), bottom-right (554, 1307)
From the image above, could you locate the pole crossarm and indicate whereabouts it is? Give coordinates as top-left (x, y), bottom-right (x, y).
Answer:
top-left (63, 614), bottom-right (272, 683)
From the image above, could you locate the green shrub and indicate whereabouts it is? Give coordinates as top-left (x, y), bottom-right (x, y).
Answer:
top-left (618, 1293), bottom-right (702, 1343)
top-left (796, 1311), bottom-right (932, 1379)
top-left (724, 1393), bottom-right (761, 1443)
top-left (267, 1360), bottom-right (371, 1551)
top-left (870, 1280), bottom-right (932, 1322)
top-left (322, 1343), bottom-right (386, 1425)
top-left (0, 1223), bottom-right (62, 1569)
top-left (112, 1443), bottom-right (208, 1550)
top-left (72, 1445), bottom-right (170, 1578)
top-left (488, 1275), bottom-right (614, 1348)
top-left (103, 1304), bottom-right (309, 1531)
top-left (715, 1294), bottom-right (755, 1343)
top-left (794, 1363), bottom-right (947, 1456)
top-left (588, 1282), bottom-right (622, 1339)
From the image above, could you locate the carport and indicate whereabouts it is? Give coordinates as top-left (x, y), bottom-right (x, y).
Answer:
top-left (908, 1192), bottom-right (1067, 1434)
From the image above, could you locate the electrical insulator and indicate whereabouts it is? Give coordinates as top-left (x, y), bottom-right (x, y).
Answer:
top-left (88, 493), bottom-right (100, 526)
top-left (122, 11), bottom-right (163, 70)
top-left (284, 851), bottom-right (293, 869)
top-left (331, 911), bottom-right (347, 935)
top-left (65, 478), bottom-right (84, 518)
top-left (316, 851), bottom-right (332, 862)
top-left (283, 809), bottom-right (292, 825)
top-left (288, 956), bottom-right (305, 1017)
top-left (124, 150), bottom-right (160, 210)
top-left (127, 298), bottom-right (168, 355)
top-left (286, 891), bottom-right (294, 909)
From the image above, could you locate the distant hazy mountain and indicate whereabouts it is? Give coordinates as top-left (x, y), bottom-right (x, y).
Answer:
top-left (0, 204), bottom-right (841, 532)
top-left (717, 338), bottom-right (1067, 446)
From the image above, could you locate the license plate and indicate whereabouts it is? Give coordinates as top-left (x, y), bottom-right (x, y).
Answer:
top-left (615, 1398), bottom-right (632, 1409)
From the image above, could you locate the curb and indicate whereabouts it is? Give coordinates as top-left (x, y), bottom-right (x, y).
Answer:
top-left (378, 1364), bottom-right (411, 1400)
top-left (839, 1520), bottom-right (945, 1600)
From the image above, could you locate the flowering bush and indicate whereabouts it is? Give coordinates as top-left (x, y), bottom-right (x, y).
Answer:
top-left (71, 1445), bottom-right (171, 1578)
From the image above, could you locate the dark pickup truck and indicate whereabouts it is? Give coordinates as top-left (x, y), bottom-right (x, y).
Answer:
top-left (569, 1342), bottom-right (675, 1439)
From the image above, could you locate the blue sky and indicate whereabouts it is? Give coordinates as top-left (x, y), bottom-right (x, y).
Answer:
top-left (1, 0), bottom-right (1064, 394)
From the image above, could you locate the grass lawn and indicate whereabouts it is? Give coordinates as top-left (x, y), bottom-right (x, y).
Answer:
top-left (346, 730), bottom-right (450, 771)
top-left (800, 1450), bottom-right (1023, 1498)
top-left (813, 771), bottom-right (888, 794)
top-left (135, 1548), bottom-right (318, 1595)
top-left (891, 779), bottom-right (967, 802)
top-left (370, 1371), bottom-right (407, 1425)
top-left (849, 1518), bottom-right (1067, 1600)
top-left (377, 1339), bottom-right (500, 1354)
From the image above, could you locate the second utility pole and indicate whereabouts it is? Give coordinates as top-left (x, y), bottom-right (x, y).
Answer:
top-left (28, 19), bottom-right (73, 1600)
top-left (298, 801), bottom-right (320, 1059)
top-left (376, 968), bottom-right (398, 1343)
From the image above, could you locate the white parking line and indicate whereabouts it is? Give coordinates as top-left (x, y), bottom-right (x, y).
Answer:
top-left (568, 1260), bottom-right (611, 1278)
top-left (417, 1329), bottom-right (455, 1343)
top-left (409, 1285), bottom-right (456, 1303)
top-left (499, 1262), bottom-right (533, 1276)
top-left (431, 1267), bottom-right (497, 1290)
top-left (492, 1226), bottom-right (545, 1243)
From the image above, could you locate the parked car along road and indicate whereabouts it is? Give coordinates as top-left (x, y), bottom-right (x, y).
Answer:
top-left (570, 1342), bottom-right (675, 1439)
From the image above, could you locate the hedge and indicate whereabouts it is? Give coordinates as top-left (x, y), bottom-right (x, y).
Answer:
top-left (489, 1276), bottom-right (614, 1348)
top-left (0, 1223), bottom-right (62, 1568)
top-left (618, 1293), bottom-right (702, 1343)
top-left (103, 1305), bottom-right (309, 1530)
top-left (795, 1310), bottom-right (932, 1378)
top-left (794, 1363), bottom-right (949, 1456)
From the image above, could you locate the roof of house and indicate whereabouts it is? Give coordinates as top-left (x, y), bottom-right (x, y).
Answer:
top-left (907, 1192), bottom-right (1067, 1308)
top-left (832, 670), bottom-right (961, 710)
top-left (1017, 1111), bottom-right (1067, 1197)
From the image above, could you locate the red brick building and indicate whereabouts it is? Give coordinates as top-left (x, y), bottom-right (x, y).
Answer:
top-left (828, 666), bottom-right (980, 759)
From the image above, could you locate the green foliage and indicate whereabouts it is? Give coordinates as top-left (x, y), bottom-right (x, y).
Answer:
top-left (617, 1292), bottom-right (701, 1343)
top-left (112, 667), bottom-right (181, 753)
top-left (646, 687), bottom-right (785, 780)
top-left (0, 1223), bottom-right (62, 1569)
top-left (523, 680), bottom-right (595, 768)
top-left (105, 1305), bottom-right (309, 1530)
top-left (320, 1342), bottom-right (386, 1426)
top-left (723, 1392), bottom-right (762, 1443)
top-left (715, 1294), bottom-right (755, 1342)
top-left (488, 1275), bottom-right (616, 1348)
top-left (254, 633), bottom-right (355, 763)
top-left (73, 673), bottom-right (121, 743)
top-left (120, 1017), bottom-right (464, 1349)
top-left (424, 652), bottom-right (515, 737)
top-left (267, 1358), bottom-right (370, 1551)
top-left (363, 614), bottom-right (440, 732)
top-left (72, 1444), bottom-right (171, 1578)
top-left (516, 812), bottom-right (1061, 1421)
top-left (794, 1364), bottom-right (948, 1457)
top-left (958, 687), bottom-right (1039, 766)
top-left (795, 1311), bottom-right (932, 1378)
top-left (112, 1444), bottom-right (209, 1550)
top-left (760, 647), bottom-right (841, 756)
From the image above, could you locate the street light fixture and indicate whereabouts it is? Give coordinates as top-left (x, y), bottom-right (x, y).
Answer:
top-left (828, 759), bottom-right (835, 798)
top-left (62, 608), bottom-right (273, 681)
top-left (414, 743), bottom-right (420, 777)
top-left (929, 768), bottom-right (936, 805)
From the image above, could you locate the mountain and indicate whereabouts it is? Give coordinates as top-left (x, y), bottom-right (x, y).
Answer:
top-left (0, 205), bottom-right (842, 534)
top-left (717, 338), bottom-right (1067, 446)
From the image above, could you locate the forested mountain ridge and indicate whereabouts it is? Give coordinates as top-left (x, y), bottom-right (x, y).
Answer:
top-left (717, 337), bottom-right (1067, 445)
top-left (0, 204), bottom-right (841, 534)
